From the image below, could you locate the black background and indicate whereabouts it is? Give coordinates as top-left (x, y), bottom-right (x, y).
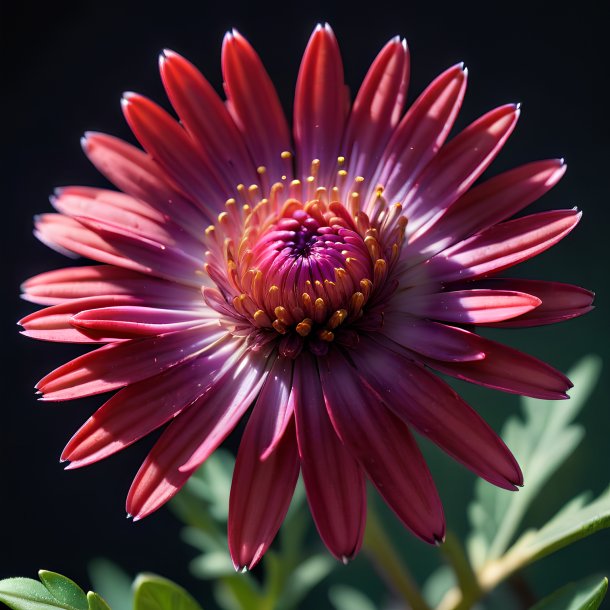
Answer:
top-left (3, 0), bottom-right (609, 607)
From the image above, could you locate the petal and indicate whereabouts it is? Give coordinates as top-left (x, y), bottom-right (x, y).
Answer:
top-left (228, 414), bottom-right (299, 570)
top-left (121, 92), bottom-right (227, 212)
top-left (82, 132), bottom-right (208, 236)
top-left (419, 330), bottom-right (572, 399)
top-left (19, 295), bottom-right (146, 343)
top-left (469, 278), bottom-right (595, 327)
top-left (126, 347), bottom-right (270, 519)
top-left (159, 49), bottom-right (257, 189)
top-left (222, 30), bottom-right (291, 182)
top-left (294, 353), bottom-right (366, 560)
top-left (21, 265), bottom-right (202, 307)
top-left (382, 312), bottom-right (485, 361)
top-left (37, 324), bottom-right (224, 400)
top-left (294, 24), bottom-right (348, 184)
top-left (352, 338), bottom-right (522, 489)
top-left (399, 289), bottom-right (541, 324)
top-left (404, 104), bottom-right (520, 238)
top-left (62, 336), bottom-right (237, 468)
top-left (408, 159), bottom-right (567, 261)
top-left (341, 36), bottom-right (409, 184)
top-left (34, 214), bottom-right (205, 287)
top-left (373, 63), bottom-right (467, 206)
top-left (320, 349), bottom-right (445, 544)
top-left (405, 209), bottom-right (582, 285)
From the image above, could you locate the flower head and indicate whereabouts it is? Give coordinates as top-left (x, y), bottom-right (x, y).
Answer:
top-left (21, 24), bottom-right (593, 569)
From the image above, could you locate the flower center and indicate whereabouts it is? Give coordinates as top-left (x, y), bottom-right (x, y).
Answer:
top-left (202, 159), bottom-right (408, 358)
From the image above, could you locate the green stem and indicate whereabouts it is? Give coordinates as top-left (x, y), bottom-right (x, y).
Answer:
top-left (440, 531), bottom-right (482, 605)
top-left (363, 504), bottom-right (431, 610)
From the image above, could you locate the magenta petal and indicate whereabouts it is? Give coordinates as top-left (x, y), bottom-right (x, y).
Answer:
top-left (21, 265), bottom-right (202, 307)
top-left (400, 289), bottom-right (541, 324)
top-left (467, 278), bottom-right (595, 327)
top-left (320, 349), bottom-right (445, 544)
top-left (409, 158), bottom-right (566, 260)
top-left (341, 36), bottom-right (409, 185)
top-left (352, 338), bottom-right (522, 489)
top-left (228, 415), bottom-right (299, 570)
top-left (222, 30), bottom-right (291, 183)
top-left (126, 348), bottom-right (270, 519)
top-left (420, 331), bottom-right (572, 399)
top-left (62, 336), bottom-right (238, 467)
top-left (294, 354), bottom-right (366, 560)
top-left (294, 24), bottom-right (348, 185)
top-left (159, 49), bottom-right (256, 191)
top-left (382, 312), bottom-right (485, 361)
top-left (36, 325), bottom-right (224, 400)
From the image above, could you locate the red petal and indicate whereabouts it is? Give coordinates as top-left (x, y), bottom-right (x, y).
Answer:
top-left (320, 350), bottom-right (445, 544)
top-left (294, 354), bottom-right (366, 560)
top-left (352, 338), bottom-right (522, 489)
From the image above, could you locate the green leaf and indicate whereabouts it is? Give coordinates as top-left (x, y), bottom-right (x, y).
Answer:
top-left (501, 486), bottom-right (610, 571)
top-left (422, 565), bottom-right (456, 607)
top-left (132, 574), bottom-right (202, 610)
top-left (276, 554), bottom-right (335, 610)
top-left (0, 578), bottom-right (68, 610)
top-left (88, 559), bottom-right (131, 610)
top-left (85, 593), bottom-right (112, 610)
top-left (190, 552), bottom-right (235, 579)
top-left (37, 572), bottom-right (88, 610)
top-left (467, 355), bottom-right (602, 568)
top-left (328, 585), bottom-right (377, 610)
top-left (530, 575), bottom-right (608, 610)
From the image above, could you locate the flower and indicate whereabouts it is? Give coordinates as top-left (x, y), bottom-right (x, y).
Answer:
top-left (21, 23), bottom-right (593, 570)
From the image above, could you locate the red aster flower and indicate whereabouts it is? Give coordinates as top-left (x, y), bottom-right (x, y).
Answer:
top-left (21, 24), bottom-right (592, 570)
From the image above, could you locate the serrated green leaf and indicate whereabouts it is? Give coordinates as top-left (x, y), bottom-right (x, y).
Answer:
top-left (530, 575), bottom-right (608, 610)
top-left (467, 356), bottom-right (602, 568)
top-left (276, 554), bottom-right (335, 610)
top-left (38, 572), bottom-right (88, 610)
top-left (87, 559), bottom-right (131, 610)
top-left (132, 574), bottom-right (202, 610)
top-left (502, 486), bottom-right (610, 569)
top-left (0, 578), bottom-right (74, 610)
top-left (328, 585), bottom-right (377, 610)
top-left (86, 592), bottom-right (111, 610)
top-left (422, 565), bottom-right (456, 607)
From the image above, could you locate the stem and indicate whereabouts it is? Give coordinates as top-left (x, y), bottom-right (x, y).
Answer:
top-left (363, 504), bottom-right (431, 610)
top-left (440, 531), bottom-right (482, 605)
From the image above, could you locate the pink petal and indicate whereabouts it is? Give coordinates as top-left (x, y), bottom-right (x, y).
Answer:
top-left (404, 104), bottom-right (520, 238)
top-left (294, 354), bottom-right (366, 560)
top-left (159, 49), bottom-right (257, 189)
top-left (121, 92), bottom-right (228, 210)
top-left (419, 330), bottom-right (572, 399)
top-left (352, 338), bottom-right (522, 489)
top-left (19, 295), bottom-right (144, 343)
top-left (37, 324), bottom-right (224, 401)
top-left (70, 306), bottom-right (208, 338)
top-left (341, 36), bottom-right (409, 184)
top-left (61, 336), bottom-right (238, 468)
top-left (34, 214), bottom-right (205, 287)
top-left (408, 159), bottom-right (566, 261)
top-left (82, 133), bottom-right (209, 235)
top-left (21, 265), bottom-right (202, 307)
top-left (228, 415), bottom-right (299, 570)
top-left (470, 278), bottom-right (594, 327)
top-left (320, 350), bottom-right (445, 544)
top-left (222, 30), bottom-right (291, 183)
top-left (372, 63), bottom-right (467, 206)
top-left (126, 348), bottom-right (270, 519)
top-left (294, 24), bottom-right (348, 185)
top-left (382, 312), bottom-right (485, 361)
top-left (406, 209), bottom-right (582, 285)
top-left (399, 289), bottom-right (541, 324)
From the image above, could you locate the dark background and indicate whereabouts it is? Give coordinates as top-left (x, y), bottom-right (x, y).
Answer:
top-left (2, 0), bottom-right (609, 607)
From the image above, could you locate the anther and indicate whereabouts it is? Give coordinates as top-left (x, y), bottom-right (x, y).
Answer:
top-left (295, 318), bottom-right (313, 336)
top-left (318, 329), bottom-right (335, 342)
top-left (327, 309), bottom-right (347, 329)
